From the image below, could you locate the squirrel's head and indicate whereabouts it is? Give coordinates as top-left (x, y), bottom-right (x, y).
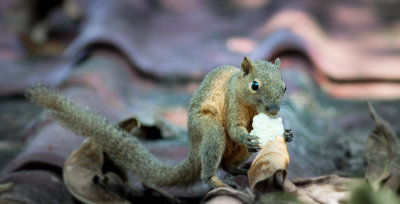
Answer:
top-left (236, 56), bottom-right (286, 117)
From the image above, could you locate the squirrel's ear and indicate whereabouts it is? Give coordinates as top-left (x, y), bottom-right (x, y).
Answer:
top-left (241, 56), bottom-right (254, 75)
top-left (274, 58), bottom-right (281, 69)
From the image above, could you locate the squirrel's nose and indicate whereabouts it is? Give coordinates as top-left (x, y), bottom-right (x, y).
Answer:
top-left (265, 106), bottom-right (279, 117)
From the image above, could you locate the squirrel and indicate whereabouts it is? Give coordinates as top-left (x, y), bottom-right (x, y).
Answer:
top-left (25, 56), bottom-right (292, 189)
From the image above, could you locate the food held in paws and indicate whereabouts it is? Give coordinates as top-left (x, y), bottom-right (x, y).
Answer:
top-left (248, 113), bottom-right (290, 191)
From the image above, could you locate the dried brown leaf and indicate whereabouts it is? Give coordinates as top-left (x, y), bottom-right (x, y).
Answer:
top-left (117, 115), bottom-right (180, 139)
top-left (248, 135), bottom-right (290, 192)
top-left (291, 175), bottom-right (361, 204)
top-left (203, 187), bottom-right (254, 204)
top-left (365, 103), bottom-right (400, 192)
top-left (63, 138), bottom-right (129, 204)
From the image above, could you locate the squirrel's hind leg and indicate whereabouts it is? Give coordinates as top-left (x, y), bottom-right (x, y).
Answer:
top-left (197, 117), bottom-right (229, 188)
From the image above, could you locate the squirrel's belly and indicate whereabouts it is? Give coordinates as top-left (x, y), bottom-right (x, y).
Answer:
top-left (221, 135), bottom-right (250, 166)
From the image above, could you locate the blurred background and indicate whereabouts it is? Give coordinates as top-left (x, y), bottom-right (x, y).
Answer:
top-left (0, 0), bottom-right (400, 202)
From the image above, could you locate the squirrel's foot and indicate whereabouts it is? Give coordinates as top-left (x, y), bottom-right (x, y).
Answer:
top-left (207, 176), bottom-right (236, 189)
top-left (284, 129), bottom-right (294, 143)
top-left (244, 135), bottom-right (261, 152)
top-left (223, 164), bottom-right (247, 176)
top-left (221, 177), bottom-right (240, 189)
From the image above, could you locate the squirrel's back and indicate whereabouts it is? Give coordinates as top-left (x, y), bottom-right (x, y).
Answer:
top-left (188, 65), bottom-right (238, 123)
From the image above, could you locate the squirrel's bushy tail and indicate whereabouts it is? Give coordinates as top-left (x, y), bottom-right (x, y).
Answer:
top-left (25, 85), bottom-right (199, 186)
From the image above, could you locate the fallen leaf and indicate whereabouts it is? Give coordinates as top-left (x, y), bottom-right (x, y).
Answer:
top-left (365, 103), bottom-right (400, 192)
top-left (202, 187), bottom-right (254, 204)
top-left (257, 191), bottom-right (301, 204)
top-left (291, 175), bottom-right (359, 204)
top-left (63, 138), bottom-right (130, 204)
top-left (117, 115), bottom-right (181, 140)
top-left (117, 117), bottom-right (141, 132)
top-left (248, 135), bottom-right (289, 192)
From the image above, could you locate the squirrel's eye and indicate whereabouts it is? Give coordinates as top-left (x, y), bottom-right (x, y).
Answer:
top-left (251, 81), bottom-right (259, 91)
top-left (284, 85), bottom-right (287, 93)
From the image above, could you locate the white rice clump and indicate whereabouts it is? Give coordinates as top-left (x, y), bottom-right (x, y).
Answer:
top-left (250, 113), bottom-right (284, 146)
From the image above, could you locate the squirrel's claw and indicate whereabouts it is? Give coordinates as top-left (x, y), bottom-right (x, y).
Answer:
top-left (245, 135), bottom-right (261, 152)
top-left (284, 129), bottom-right (294, 143)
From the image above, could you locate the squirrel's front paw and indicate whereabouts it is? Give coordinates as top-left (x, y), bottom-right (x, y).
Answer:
top-left (284, 129), bottom-right (294, 143)
top-left (245, 135), bottom-right (261, 152)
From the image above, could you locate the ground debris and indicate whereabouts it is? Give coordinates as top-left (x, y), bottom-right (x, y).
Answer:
top-left (365, 102), bottom-right (400, 192)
